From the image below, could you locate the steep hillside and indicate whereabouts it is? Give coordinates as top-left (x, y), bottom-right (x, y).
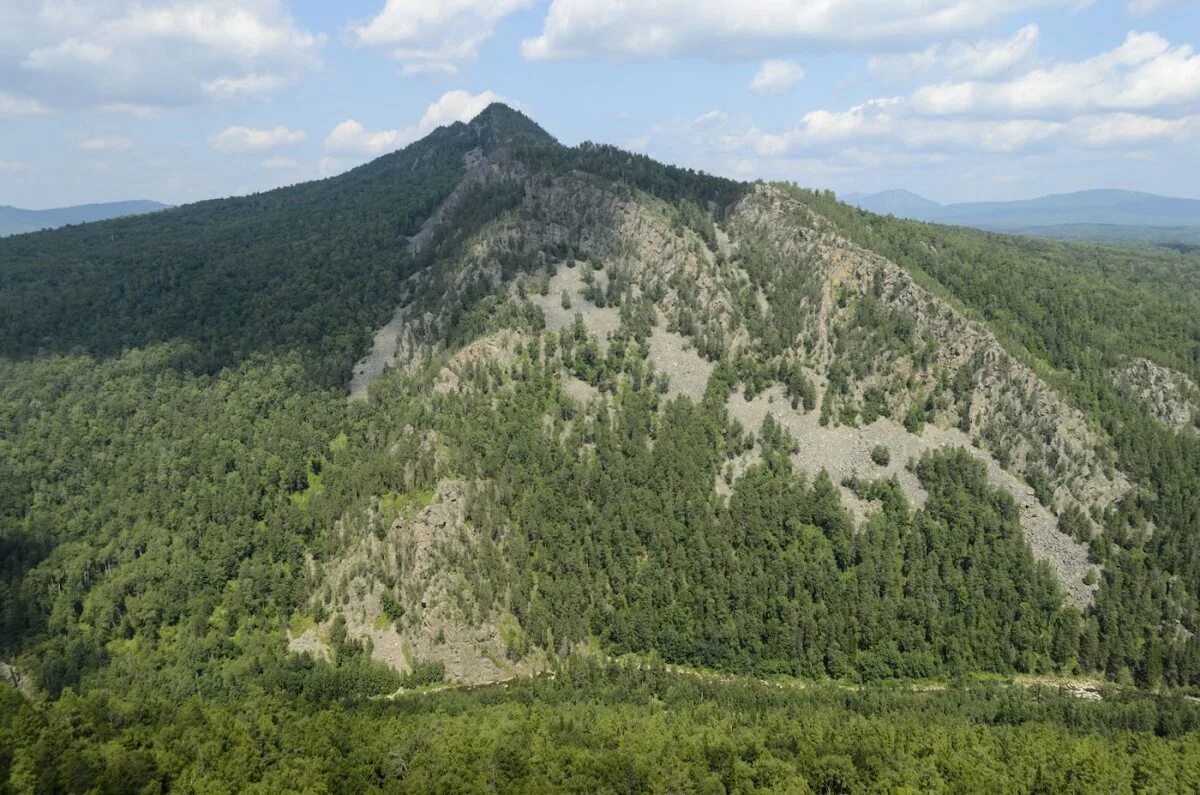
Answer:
top-left (3, 106), bottom-right (1200, 788)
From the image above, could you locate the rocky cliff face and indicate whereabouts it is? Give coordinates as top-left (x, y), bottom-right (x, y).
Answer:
top-left (290, 479), bottom-right (545, 686)
top-left (322, 161), bottom-right (1139, 678)
top-left (1113, 357), bottom-right (1199, 431)
top-left (736, 187), bottom-right (1127, 511)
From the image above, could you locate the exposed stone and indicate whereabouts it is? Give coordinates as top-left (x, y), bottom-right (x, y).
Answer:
top-left (1113, 357), bottom-right (1199, 431)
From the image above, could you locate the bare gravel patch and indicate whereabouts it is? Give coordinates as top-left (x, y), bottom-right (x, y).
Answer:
top-left (646, 328), bottom-right (714, 402)
top-left (527, 262), bottom-right (621, 349)
top-left (728, 386), bottom-right (1097, 609)
top-left (349, 304), bottom-right (410, 401)
top-left (286, 627), bottom-right (332, 663)
top-left (562, 374), bottom-right (600, 404)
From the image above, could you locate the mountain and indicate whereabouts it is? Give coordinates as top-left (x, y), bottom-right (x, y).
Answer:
top-left (3, 104), bottom-right (1200, 789)
top-left (0, 199), bottom-right (168, 237)
top-left (842, 188), bottom-right (942, 217)
top-left (844, 188), bottom-right (1200, 241)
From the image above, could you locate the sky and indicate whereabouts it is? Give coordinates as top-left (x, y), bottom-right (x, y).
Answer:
top-left (1, 0), bottom-right (1199, 209)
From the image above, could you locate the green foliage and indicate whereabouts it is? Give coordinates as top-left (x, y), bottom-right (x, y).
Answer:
top-left (871, 444), bottom-right (891, 466)
top-left (3, 663), bottom-right (1200, 793)
top-left (675, 199), bottom-right (718, 251)
top-left (401, 659), bottom-right (446, 688)
top-left (413, 342), bottom-right (1075, 681)
top-left (380, 590), bottom-right (405, 627)
top-left (790, 184), bottom-right (1200, 688)
top-left (0, 129), bottom-right (497, 387)
top-left (779, 359), bottom-right (818, 411)
top-left (5, 103), bottom-right (1200, 788)
top-left (904, 398), bottom-right (927, 432)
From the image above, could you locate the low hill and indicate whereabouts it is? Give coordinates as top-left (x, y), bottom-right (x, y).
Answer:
top-left (844, 188), bottom-right (1200, 243)
top-left (0, 200), bottom-right (168, 237)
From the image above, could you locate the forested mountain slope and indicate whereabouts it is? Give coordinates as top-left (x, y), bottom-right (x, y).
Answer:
top-left (3, 104), bottom-right (1200, 789)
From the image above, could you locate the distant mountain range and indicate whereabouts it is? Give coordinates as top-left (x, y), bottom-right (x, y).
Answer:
top-left (0, 200), bottom-right (168, 237)
top-left (842, 189), bottom-right (1200, 244)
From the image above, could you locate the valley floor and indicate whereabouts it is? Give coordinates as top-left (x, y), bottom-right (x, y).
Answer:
top-left (4, 658), bottom-right (1198, 793)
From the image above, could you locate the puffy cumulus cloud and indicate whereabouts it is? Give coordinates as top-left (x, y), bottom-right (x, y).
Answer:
top-left (868, 24), bottom-right (1039, 83)
top-left (213, 125), bottom-right (306, 153)
top-left (911, 31), bottom-right (1200, 117)
top-left (325, 90), bottom-right (513, 155)
top-left (749, 60), bottom-right (806, 95)
top-left (633, 101), bottom-right (1198, 173)
top-left (1081, 112), bottom-right (1200, 145)
top-left (202, 74), bottom-right (287, 98)
top-left (798, 98), bottom-right (902, 144)
top-left (2, 1), bottom-right (321, 110)
top-left (324, 120), bottom-right (406, 155)
top-left (644, 101), bottom-right (904, 159)
top-left (77, 134), bottom-right (133, 152)
top-left (414, 89), bottom-right (507, 132)
top-left (352, 0), bottom-right (531, 76)
top-left (522, 0), bottom-right (1065, 60)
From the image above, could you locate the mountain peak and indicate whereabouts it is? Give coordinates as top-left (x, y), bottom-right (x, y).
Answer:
top-left (844, 188), bottom-right (942, 216)
top-left (466, 102), bottom-right (556, 148)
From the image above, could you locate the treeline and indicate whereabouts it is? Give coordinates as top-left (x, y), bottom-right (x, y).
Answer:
top-left (3, 660), bottom-right (1199, 793)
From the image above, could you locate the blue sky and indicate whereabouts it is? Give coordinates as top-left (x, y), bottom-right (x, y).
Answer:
top-left (1, 0), bottom-right (1198, 208)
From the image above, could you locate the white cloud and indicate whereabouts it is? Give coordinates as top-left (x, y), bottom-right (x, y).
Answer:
top-left (547, 19), bottom-right (1197, 194)
top-left (261, 155), bottom-right (299, 169)
top-left (522, 0), bottom-right (1065, 60)
top-left (415, 89), bottom-right (507, 133)
top-left (911, 31), bottom-right (1200, 117)
top-left (964, 119), bottom-right (1063, 151)
top-left (353, 0), bottom-right (531, 75)
top-left (749, 60), bottom-right (806, 94)
top-left (401, 62), bottom-right (461, 77)
top-left (77, 134), bottom-right (133, 151)
top-left (799, 98), bottom-right (902, 144)
top-left (0, 160), bottom-right (29, 172)
top-left (99, 103), bottom-right (162, 118)
top-left (213, 125), bottom-right (306, 153)
top-left (324, 120), bottom-right (406, 155)
top-left (632, 102), bottom-right (1197, 169)
top-left (869, 24), bottom-right (1039, 83)
top-left (1082, 112), bottom-right (1200, 144)
top-left (1128, 0), bottom-right (1175, 14)
top-left (325, 89), bottom-right (512, 155)
top-left (203, 73), bottom-right (287, 98)
top-left (318, 155), bottom-right (351, 177)
top-left (0, 91), bottom-right (48, 114)
top-left (2, 1), bottom-right (321, 110)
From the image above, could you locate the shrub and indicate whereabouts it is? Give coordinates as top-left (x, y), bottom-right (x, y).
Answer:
top-left (870, 444), bottom-right (890, 467)
top-left (401, 659), bottom-right (446, 688)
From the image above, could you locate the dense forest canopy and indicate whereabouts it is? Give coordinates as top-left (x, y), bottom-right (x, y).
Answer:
top-left (3, 104), bottom-right (1200, 789)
